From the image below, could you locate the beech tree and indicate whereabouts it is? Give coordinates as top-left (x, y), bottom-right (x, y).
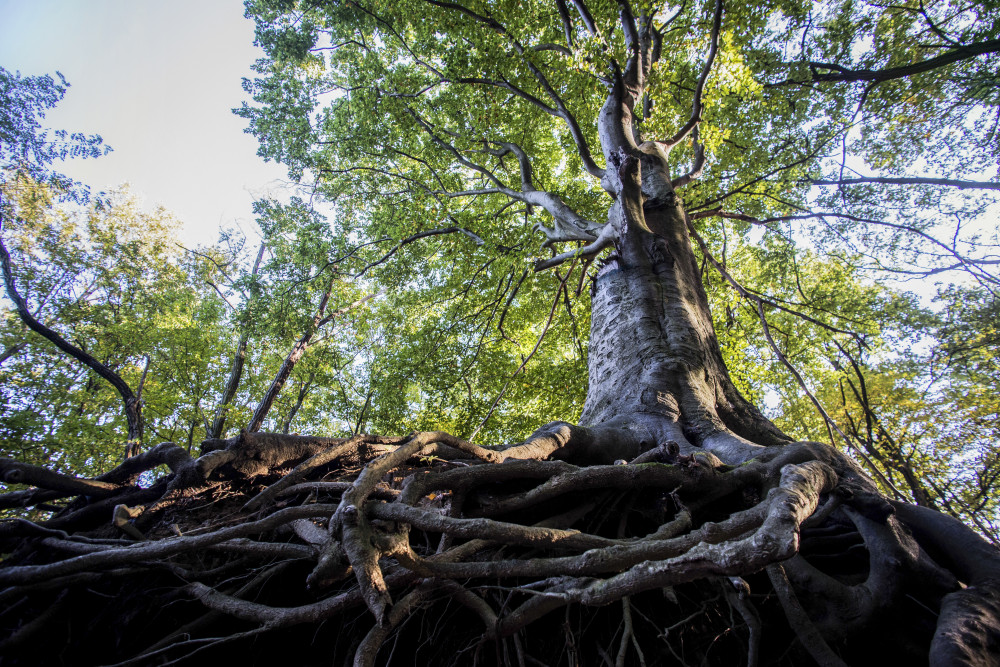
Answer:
top-left (1, 2), bottom-right (1000, 666)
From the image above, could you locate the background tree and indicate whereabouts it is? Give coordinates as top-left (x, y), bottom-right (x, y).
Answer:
top-left (0, 178), bottom-right (228, 465)
top-left (1, 2), bottom-right (999, 666)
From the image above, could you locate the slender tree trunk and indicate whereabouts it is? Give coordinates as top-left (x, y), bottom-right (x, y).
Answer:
top-left (208, 242), bottom-right (266, 439)
top-left (354, 388), bottom-right (373, 435)
top-left (247, 287), bottom-right (333, 434)
top-left (248, 289), bottom-right (376, 433)
top-left (280, 372), bottom-right (315, 434)
top-left (208, 326), bottom-right (252, 439)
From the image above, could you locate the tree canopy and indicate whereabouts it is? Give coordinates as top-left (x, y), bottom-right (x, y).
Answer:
top-left (235, 0), bottom-right (1000, 528)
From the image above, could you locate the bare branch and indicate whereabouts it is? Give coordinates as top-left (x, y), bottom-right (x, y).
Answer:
top-left (661, 0), bottom-right (723, 150)
top-left (695, 208), bottom-right (999, 286)
top-left (407, 111), bottom-right (601, 243)
top-left (534, 223), bottom-right (616, 271)
top-left (452, 76), bottom-right (559, 115)
top-left (488, 141), bottom-right (536, 192)
top-left (775, 38), bottom-right (1000, 86)
top-left (555, 0), bottom-right (575, 47)
top-left (568, 0), bottom-right (598, 36)
top-left (530, 43), bottom-right (573, 56)
top-left (810, 176), bottom-right (1000, 191)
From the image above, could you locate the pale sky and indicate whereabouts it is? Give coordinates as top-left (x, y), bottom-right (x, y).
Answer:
top-left (0, 0), bottom-right (288, 246)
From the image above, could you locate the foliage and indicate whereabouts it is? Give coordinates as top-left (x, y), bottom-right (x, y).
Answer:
top-left (0, 179), bottom-right (229, 475)
top-left (234, 0), bottom-right (1000, 526)
top-left (1, 3), bottom-right (1000, 664)
top-left (1, 1), bottom-right (996, 529)
top-left (0, 180), bottom-right (396, 480)
top-left (0, 66), bottom-right (108, 199)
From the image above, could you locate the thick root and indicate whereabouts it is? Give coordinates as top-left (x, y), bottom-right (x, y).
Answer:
top-left (0, 429), bottom-right (995, 665)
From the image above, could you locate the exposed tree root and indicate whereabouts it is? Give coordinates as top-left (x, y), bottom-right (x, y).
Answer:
top-left (0, 428), bottom-right (998, 665)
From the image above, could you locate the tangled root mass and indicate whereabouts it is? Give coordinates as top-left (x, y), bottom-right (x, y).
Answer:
top-left (0, 428), bottom-right (998, 666)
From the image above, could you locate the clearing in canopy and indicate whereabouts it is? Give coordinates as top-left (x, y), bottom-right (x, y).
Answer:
top-left (1, 1), bottom-right (1000, 665)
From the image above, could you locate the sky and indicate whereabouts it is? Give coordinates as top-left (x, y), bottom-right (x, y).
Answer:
top-left (0, 0), bottom-right (288, 246)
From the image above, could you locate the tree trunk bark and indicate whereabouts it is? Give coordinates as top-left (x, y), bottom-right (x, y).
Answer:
top-left (580, 194), bottom-right (790, 465)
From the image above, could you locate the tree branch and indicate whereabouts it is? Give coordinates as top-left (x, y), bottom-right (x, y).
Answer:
top-left (407, 110), bottom-right (601, 244)
top-left (568, 0), bottom-right (598, 36)
top-left (810, 176), bottom-right (1000, 191)
top-left (776, 38), bottom-right (1000, 86)
top-left (0, 342), bottom-right (26, 365)
top-left (660, 0), bottom-right (723, 150)
top-left (353, 226), bottom-right (484, 278)
top-left (554, 0), bottom-right (575, 48)
top-left (670, 127), bottom-right (706, 188)
top-left (0, 235), bottom-right (142, 453)
top-left (422, 0), bottom-right (606, 178)
top-left (695, 207), bottom-right (1000, 286)
top-left (534, 223), bottom-right (616, 271)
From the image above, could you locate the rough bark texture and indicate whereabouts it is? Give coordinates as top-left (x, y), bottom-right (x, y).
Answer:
top-left (580, 200), bottom-right (790, 459)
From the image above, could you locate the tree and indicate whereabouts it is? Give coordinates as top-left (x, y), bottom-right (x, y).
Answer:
top-left (0, 178), bottom-right (236, 472)
top-left (2, 2), bottom-right (1000, 666)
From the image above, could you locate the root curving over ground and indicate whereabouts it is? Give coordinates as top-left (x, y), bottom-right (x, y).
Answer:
top-left (1, 428), bottom-right (998, 666)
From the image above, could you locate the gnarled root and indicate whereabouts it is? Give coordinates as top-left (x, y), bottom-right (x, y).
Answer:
top-left (0, 429), bottom-right (996, 665)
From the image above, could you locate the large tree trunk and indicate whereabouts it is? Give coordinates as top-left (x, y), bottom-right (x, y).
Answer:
top-left (0, 301), bottom-right (997, 659)
top-left (5, 172), bottom-right (996, 666)
top-left (581, 193), bottom-right (789, 462)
